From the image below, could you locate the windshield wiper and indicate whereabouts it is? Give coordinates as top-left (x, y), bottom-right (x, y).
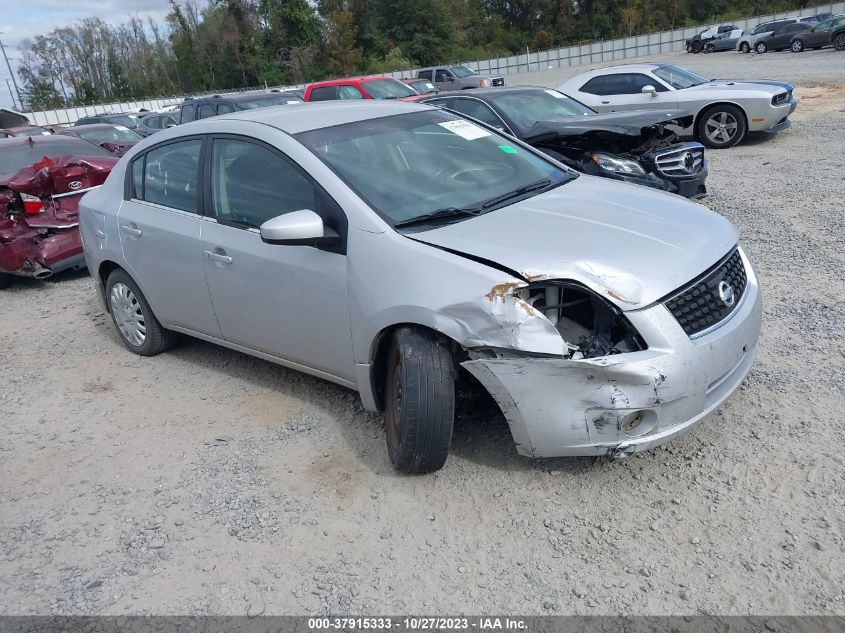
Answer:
top-left (480, 178), bottom-right (558, 210)
top-left (393, 206), bottom-right (482, 229)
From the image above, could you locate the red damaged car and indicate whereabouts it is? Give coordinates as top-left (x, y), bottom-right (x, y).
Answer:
top-left (0, 135), bottom-right (117, 289)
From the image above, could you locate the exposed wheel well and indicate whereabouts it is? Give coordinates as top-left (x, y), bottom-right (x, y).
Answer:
top-left (97, 260), bottom-right (123, 311)
top-left (694, 102), bottom-right (748, 139)
top-left (369, 323), bottom-right (462, 412)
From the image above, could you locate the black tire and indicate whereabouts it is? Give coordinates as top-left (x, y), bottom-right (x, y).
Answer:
top-left (834, 33), bottom-right (845, 51)
top-left (0, 272), bottom-right (13, 290)
top-left (739, 41), bottom-right (751, 53)
top-left (697, 104), bottom-right (747, 149)
top-left (691, 40), bottom-right (702, 54)
top-left (755, 41), bottom-right (768, 53)
top-left (704, 43), bottom-right (714, 53)
top-left (384, 327), bottom-right (454, 473)
top-left (791, 39), bottom-right (804, 52)
top-left (105, 268), bottom-right (176, 356)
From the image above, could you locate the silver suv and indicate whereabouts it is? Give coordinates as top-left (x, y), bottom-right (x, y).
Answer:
top-left (79, 102), bottom-right (761, 473)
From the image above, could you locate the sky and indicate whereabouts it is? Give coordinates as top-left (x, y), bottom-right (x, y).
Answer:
top-left (0, 0), bottom-right (173, 110)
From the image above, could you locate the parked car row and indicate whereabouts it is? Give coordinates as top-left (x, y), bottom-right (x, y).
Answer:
top-left (689, 14), bottom-right (845, 55)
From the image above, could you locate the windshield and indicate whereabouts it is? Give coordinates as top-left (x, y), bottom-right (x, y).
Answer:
top-left (103, 115), bottom-right (139, 129)
top-left (411, 80), bottom-right (437, 93)
top-left (0, 139), bottom-right (111, 178)
top-left (239, 94), bottom-right (304, 109)
top-left (295, 110), bottom-right (574, 228)
top-left (76, 126), bottom-right (141, 144)
top-left (491, 89), bottom-right (595, 130)
top-left (363, 79), bottom-right (418, 99)
top-left (451, 65), bottom-right (476, 78)
top-left (653, 65), bottom-right (710, 89)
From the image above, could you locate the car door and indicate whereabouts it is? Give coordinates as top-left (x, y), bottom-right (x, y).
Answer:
top-left (435, 69), bottom-right (456, 91)
top-left (583, 73), bottom-right (677, 113)
top-left (199, 135), bottom-right (354, 380)
top-left (118, 137), bottom-right (221, 336)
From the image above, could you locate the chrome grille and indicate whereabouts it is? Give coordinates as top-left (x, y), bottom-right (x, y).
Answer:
top-left (653, 144), bottom-right (705, 177)
top-left (663, 249), bottom-right (748, 337)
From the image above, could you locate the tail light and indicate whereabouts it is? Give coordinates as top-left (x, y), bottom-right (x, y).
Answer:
top-left (20, 193), bottom-right (44, 215)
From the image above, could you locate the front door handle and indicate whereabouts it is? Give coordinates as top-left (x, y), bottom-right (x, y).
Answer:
top-left (601, 101), bottom-right (610, 104)
top-left (204, 249), bottom-right (233, 265)
top-left (120, 224), bottom-right (142, 237)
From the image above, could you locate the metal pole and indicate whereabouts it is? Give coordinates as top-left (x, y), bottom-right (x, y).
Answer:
top-left (5, 77), bottom-right (17, 109)
top-left (0, 35), bottom-right (23, 109)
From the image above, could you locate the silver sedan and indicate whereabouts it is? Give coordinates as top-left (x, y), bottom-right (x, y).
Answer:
top-left (558, 63), bottom-right (798, 148)
top-left (79, 101), bottom-right (761, 472)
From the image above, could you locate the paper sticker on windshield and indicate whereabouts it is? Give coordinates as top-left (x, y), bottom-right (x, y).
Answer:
top-left (544, 89), bottom-right (565, 99)
top-left (438, 120), bottom-right (490, 140)
top-left (115, 125), bottom-right (130, 131)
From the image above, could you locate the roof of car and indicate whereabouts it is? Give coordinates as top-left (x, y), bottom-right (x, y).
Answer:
top-left (573, 63), bottom-right (662, 76)
top-left (0, 134), bottom-right (102, 148)
top-left (423, 85), bottom-right (549, 100)
top-left (308, 76), bottom-right (398, 89)
top-left (61, 123), bottom-right (132, 133)
top-left (215, 100), bottom-right (433, 134)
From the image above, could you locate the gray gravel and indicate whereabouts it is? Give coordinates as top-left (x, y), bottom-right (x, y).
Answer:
top-left (1, 50), bottom-right (844, 616)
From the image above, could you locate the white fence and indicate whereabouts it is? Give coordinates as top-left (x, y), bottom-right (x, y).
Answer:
top-left (25, 1), bottom-right (845, 127)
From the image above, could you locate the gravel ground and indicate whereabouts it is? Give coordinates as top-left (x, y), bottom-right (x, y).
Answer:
top-left (1, 50), bottom-right (844, 617)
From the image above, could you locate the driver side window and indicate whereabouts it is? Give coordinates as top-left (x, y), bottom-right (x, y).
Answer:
top-left (449, 99), bottom-right (505, 130)
top-left (210, 138), bottom-right (316, 229)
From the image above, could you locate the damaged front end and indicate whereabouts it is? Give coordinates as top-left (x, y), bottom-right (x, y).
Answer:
top-left (526, 111), bottom-right (708, 199)
top-left (459, 251), bottom-right (762, 459)
top-left (0, 154), bottom-right (116, 283)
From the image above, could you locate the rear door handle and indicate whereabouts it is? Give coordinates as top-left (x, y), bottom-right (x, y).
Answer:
top-left (120, 224), bottom-right (142, 237)
top-left (204, 249), bottom-right (233, 265)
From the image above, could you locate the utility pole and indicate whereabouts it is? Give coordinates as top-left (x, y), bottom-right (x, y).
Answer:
top-left (0, 35), bottom-right (23, 110)
top-left (5, 77), bottom-right (17, 110)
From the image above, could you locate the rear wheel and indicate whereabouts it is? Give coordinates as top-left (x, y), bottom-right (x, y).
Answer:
top-left (755, 41), bottom-right (768, 53)
top-left (698, 104), bottom-right (747, 149)
top-left (0, 273), bottom-right (13, 290)
top-left (106, 269), bottom-right (176, 356)
top-left (384, 327), bottom-right (455, 473)
top-left (739, 41), bottom-right (751, 53)
top-left (791, 39), bottom-right (804, 52)
top-left (834, 33), bottom-right (845, 51)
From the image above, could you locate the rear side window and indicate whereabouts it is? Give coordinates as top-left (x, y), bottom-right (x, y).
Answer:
top-left (198, 104), bottom-right (216, 119)
top-left (337, 85), bottom-right (364, 100)
top-left (180, 104), bottom-right (196, 123)
top-left (142, 139), bottom-right (202, 213)
top-left (448, 99), bottom-right (503, 128)
top-left (580, 76), bottom-right (609, 95)
top-left (418, 70), bottom-right (433, 80)
top-left (309, 86), bottom-right (337, 101)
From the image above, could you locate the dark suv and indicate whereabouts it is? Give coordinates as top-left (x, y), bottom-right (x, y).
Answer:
top-left (179, 91), bottom-right (305, 124)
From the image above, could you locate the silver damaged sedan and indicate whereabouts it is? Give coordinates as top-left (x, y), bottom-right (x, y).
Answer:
top-left (79, 101), bottom-right (762, 472)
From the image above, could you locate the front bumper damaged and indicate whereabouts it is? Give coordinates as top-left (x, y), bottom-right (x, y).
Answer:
top-left (461, 251), bottom-right (762, 458)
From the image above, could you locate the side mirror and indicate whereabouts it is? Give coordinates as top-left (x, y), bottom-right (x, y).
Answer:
top-left (642, 85), bottom-right (658, 97)
top-left (260, 209), bottom-right (341, 251)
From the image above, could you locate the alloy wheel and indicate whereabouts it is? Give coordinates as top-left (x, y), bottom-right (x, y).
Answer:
top-left (704, 111), bottom-right (739, 145)
top-left (791, 40), bottom-right (803, 52)
top-left (109, 282), bottom-right (147, 346)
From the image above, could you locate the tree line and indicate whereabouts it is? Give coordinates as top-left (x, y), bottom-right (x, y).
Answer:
top-left (18, 0), bottom-right (823, 110)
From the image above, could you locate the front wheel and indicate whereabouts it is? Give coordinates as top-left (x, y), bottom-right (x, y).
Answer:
top-left (0, 272), bottom-right (13, 290)
top-left (704, 43), bottom-right (714, 53)
top-left (698, 105), bottom-right (747, 149)
top-left (691, 41), bottom-right (702, 54)
top-left (106, 269), bottom-right (176, 356)
top-left (791, 39), bottom-right (804, 52)
top-left (739, 41), bottom-right (751, 53)
top-left (834, 33), bottom-right (845, 51)
top-left (755, 41), bottom-right (768, 53)
top-left (384, 327), bottom-right (455, 473)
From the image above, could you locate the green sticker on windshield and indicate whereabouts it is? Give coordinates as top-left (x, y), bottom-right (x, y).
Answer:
top-left (498, 145), bottom-right (518, 154)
